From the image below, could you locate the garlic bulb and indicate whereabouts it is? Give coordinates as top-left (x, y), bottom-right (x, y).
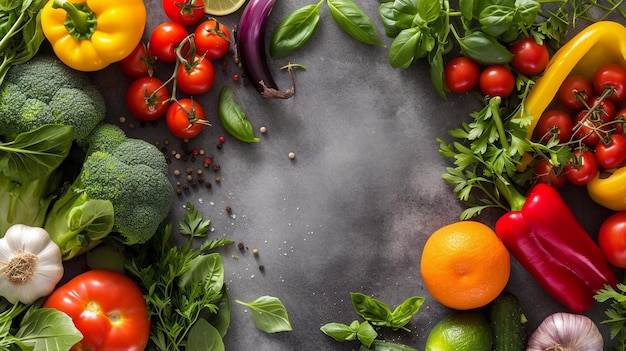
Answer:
top-left (0, 224), bottom-right (64, 304)
top-left (527, 312), bottom-right (603, 351)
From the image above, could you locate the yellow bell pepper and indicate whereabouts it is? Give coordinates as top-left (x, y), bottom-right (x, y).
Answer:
top-left (40, 0), bottom-right (146, 71)
top-left (519, 21), bottom-right (626, 210)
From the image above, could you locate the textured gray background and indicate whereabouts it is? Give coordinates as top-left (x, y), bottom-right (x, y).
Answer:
top-left (86, 0), bottom-right (624, 349)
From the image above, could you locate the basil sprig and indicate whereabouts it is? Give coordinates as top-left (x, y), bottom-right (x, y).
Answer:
top-left (270, 0), bottom-right (383, 59)
top-left (218, 86), bottom-right (260, 143)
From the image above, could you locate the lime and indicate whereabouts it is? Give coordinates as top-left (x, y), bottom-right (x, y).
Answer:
top-left (204, 0), bottom-right (247, 16)
top-left (425, 311), bottom-right (492, 351)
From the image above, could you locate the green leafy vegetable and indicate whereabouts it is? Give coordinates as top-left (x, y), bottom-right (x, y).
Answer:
top-left (321, 320), bottom-right (377, 347)
top-left (594, 283), bottom-right (626, 351)
top-left (327, 0), bottom-right (383, 46)
top-left (350, 293), bottom-right (424, 331)
top-left (270, 0), bottom-right (323, 58)
top-left (187, 318), bottom-right (225, 351)
top-left (218, 86), bottom-right (260, 143)
top-left (0, 0), bottom-right (47, 85)
top-left (180, 202), bottom-right (211, 238)
top-left (360, 340), bottom-right (419, 351)
top-left (235, 296), bottom-right (293, 333)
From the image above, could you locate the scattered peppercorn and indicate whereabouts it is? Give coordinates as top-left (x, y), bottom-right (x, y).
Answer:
top-left (260, 126), bottom-right (267, 134)
top-left (225, 205), bottom-right (232, 214)
top-left (219, 136), bottom-right (226, 144)
top-left (288, 152), bottom-right (295, 159)
top-left (217, 143), bottom-right (223, 150)
top-left (173, 169), bottom-right (181, 176)
top-left (237, 242), bottom-right (244, 250)
top-left (258, 264), bottom-right (265, 271)
top-left (252, 248), bottom-right (259, 256)
top-left (211, 164), bottom-right (221, 172)
top-left (118, 116), bottom-right (126, 124)
top-left (233, 74), bottom-right (239, 82)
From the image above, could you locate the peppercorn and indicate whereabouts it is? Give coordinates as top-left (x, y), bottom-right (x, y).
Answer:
top-left (212, 164), bottom-right (221, 172)
top-left (225, 205), bottom-right (232, 214)
top-left (258, 264), bottom-right (265, 271)
top-left (237, 242), bottom-right (244, 250)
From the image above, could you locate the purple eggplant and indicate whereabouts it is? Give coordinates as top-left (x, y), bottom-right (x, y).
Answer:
top-left (237, 0), bottom-right (295, 99)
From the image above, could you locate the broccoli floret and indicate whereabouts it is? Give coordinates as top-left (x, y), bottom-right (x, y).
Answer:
top-left (0, 55), bottom-right (106, 143)
top-left (45, 123), bottom-right (175, 258)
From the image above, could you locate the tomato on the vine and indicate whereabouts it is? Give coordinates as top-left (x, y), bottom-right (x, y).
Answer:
top-left (557, 75), bottom-right (593, 111)
top-left (194, 19), bottom-right (231, 61)
top-left (533, 159), bottom-right (567, 189)
top-left (509, 37), bottom-right (549, 77)
top-left (564, 148), bottom-right (598, 186)
top-left (163, 0), bottom-right (205, 26)
top-left (126, 76), bottom-right (171, 121)
top-left (119, 42), bottom-right (155, 78)
top-left (176, 55), bottom-right (215, 95)
top-left (534, 109), bottom-right (573, 144)
top-left (166, 98), bottom-right (208, 139)
top-left (150, 21), bottom-right (189, 62)
top-left (479, 65), bottom-right (515, 98)
top-left (599, 211), bottom-right (626, 268)
top-left (43, 270), bottom-right (151, 351)
top-left (593, 63), bottom-right (626, 102)
top-left (573, 109), bottom-right (611, 146)
top-left (595, 134), bottom-right (626, 169)
top-left (443, 56), bottom-right (480, 94)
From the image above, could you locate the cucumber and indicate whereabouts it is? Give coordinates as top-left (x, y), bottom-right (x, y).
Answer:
top-left (488, 292), bottom-right (527, 351)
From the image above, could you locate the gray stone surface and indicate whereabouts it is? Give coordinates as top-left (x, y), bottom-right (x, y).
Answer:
top-left (87, 0), bottom-right (624, 349)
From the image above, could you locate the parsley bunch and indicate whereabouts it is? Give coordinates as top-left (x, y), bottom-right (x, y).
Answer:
top-left (594, 283), bottom-right (626, 351)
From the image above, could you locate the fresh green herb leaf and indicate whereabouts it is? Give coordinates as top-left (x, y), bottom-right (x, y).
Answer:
top-left (187, 318), bottom-right (225, 351)
top-left (594, 283), bottom-right (626, 351)
top-left (320, 320), bottom-right (377, 347)
top-left (457, 31), bottom-right (513, 65)
top-left (15, 307), bottom-right (84, 350)
top-left (350, 293), bottom-right (424, 331)
top-left (270, 1), bottom-right (323, 58)
top-left (180, 202), bottom-right (211, 238)
top-left (360, 340), bottom-right (420, 351)
top-left (235, 296), bottom-right (293, 333)
top-left (218, 86), bottom-right (260, 143)
top-left (327, 0), bottom-right (384, 46)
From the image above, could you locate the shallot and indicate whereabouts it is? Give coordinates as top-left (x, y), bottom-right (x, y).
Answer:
top-left (526, 312), bottom-right (603, 351)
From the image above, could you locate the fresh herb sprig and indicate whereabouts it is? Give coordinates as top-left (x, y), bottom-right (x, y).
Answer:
top-left (125, 204), bottom-right (233, 351)
top-left (235, 296), bottom-right (293, 333)
top-left (594, 283), bottom-right (626, 351)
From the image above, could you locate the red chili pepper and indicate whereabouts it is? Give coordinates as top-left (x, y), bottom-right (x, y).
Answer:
top-left (495, 183), bottom-right (617, 313)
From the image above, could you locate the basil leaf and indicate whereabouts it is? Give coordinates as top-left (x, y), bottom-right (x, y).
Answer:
top-left (320, 321), bottom-right (358, 341)
top-left (16, 307), bottom-right (83, 350)
top-left (179, 253), bottom-right (224, 300)
top-left (187, 318), bottom-right (225, 351)
top-left (360, 340), bottom-right (419, 351)
top-left (388, 27), bottom-right (421, 68)
top-left (458, 31), bottom-right (513, 65)
top-left (270, 2), bottom-right (322, 59)
top-left (0, 124), bottom-right (73, 181)
top-left (378, 2), bottom-right (400, 37)
top-left (389, 296), bottom-right (425, 329)
top-left (513, 0), bottom-right (539, 26)
top-left (204, 285), bottom-right (231, 338)
top-left (357, 321), bottom-right (377, 348)
top-left (417, 0), bottom-right (441, 23)
top-left (218, 86), bottom-right (260, 143)
top-left (235, 296), bottom-right (292, 333)
top-left (391, 0), bottom-right (418, 30)
top-left (328, 0), bottom-right (384, 46)
top-left (479, 5), bottom-right (514, 37)
top-left (351, 292), bottom-right (392, 326)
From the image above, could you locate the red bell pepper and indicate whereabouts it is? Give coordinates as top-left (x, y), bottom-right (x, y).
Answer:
top-left (495, 183), bottom-right (617, 313)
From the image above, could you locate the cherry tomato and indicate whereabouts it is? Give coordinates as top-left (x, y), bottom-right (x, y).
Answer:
top-left (150, 21), bottom-right (189, 62)
top-left (443, 56), bottom-right (480, 94)
top-left (43, 270), bottom-right (150, 351)
top-left (509, 37), bottom-right (550, 77)
top-left (533, 159), bottom-right (567, 189)
top-left (176, 55), bottom-right (215, 95)
top-left (194, 19), bottom-right (231, 61)
top-left (573, 109), bottom-right (612, 146)
top-left (479, 65), bottom-right (515, 98)
top-left (119, 42), bottom-right (156, 78)
top-left (166, 98), bottom-right (207, 139)
top-left (595, 134), bottom-right (626, 169)
top-left (557, 75), bottom-right (593, 111)
top-left (598, 211), bottom-right (626, 268)
top-left (593, 63), bottom-right (626, 102)
top-left (564, 148), bottom-right (598, 186)
top-left (614, 107), bottom-right (626, 135)
top-left (534, 109), bottom-right (573, 144)
top-left (163, 0), bottom-right (205, 26)
top-left (126, 76), bottom-right (171, 121)
top-left (588, 95), bottom-right (617, 121)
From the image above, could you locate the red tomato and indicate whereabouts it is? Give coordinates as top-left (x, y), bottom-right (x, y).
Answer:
top-left (509, 37), bottom-right (550, 76)
top-left (614, 107), bottom-right (626, 135)
top-left (443, 57), bottom-right (480, 94)
top-left (588, 95), bottom-right (617, 121)
top-left (573, 109), bottom-right (611, 146)
top-left (194, 19), bottom-right (232, 61)
top-left (150, 21), bottom-right (189, 62)
top-left (43, 270), bottom-right (150, 351)
top-left (593, 63), bottom-right (626, 102)
top-left (166, 98), bottom-right (208, 139)
top-left (119, 42), bottom-right (156, 78)
top-left (557, 75), bottom-right (593, 111)
top-left (479, 65), bottom-right (515, 98)
top-left (163, 0), bottom-right (205, 26)
top-left (176, 55), bottom-right (215, 95)
top-left (534, 109), bottom-right (573, 144)
top-left (599, 211), bottom-right (626, 268)
top-left (564, 148), bottom-right (598, 186)
top-left (126, 76), bottom-right (171, 121)
top-left (595, 134), bottom-right (626, 169)
top-left (533, 159), bottom-right (567, 189)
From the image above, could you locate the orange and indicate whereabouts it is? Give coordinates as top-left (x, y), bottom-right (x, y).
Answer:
top-left (420, 221), bottom-right (510, 310)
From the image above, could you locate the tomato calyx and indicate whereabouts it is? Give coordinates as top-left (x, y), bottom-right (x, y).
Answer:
top-left (199, 17), bottom-right (231, 43)
top-left (175, 0), bottom-right (204, 16)
top-left (174, 97), bottom-right (211, 129)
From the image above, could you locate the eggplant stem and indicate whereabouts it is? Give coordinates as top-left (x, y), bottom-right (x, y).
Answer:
top-left (259, 64), bottom-right (301, 99)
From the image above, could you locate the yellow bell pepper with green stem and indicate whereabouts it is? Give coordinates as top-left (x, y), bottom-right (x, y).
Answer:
top-left (40, 0), bottom-right (146, 71)
top-left (520, 21), bottom-right (626, 210)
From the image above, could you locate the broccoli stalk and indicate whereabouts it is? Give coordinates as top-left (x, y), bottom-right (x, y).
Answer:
top-left (44, 123), bottom-right (175, 259)
top-left (0, 124), bottom-right (74, 236)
